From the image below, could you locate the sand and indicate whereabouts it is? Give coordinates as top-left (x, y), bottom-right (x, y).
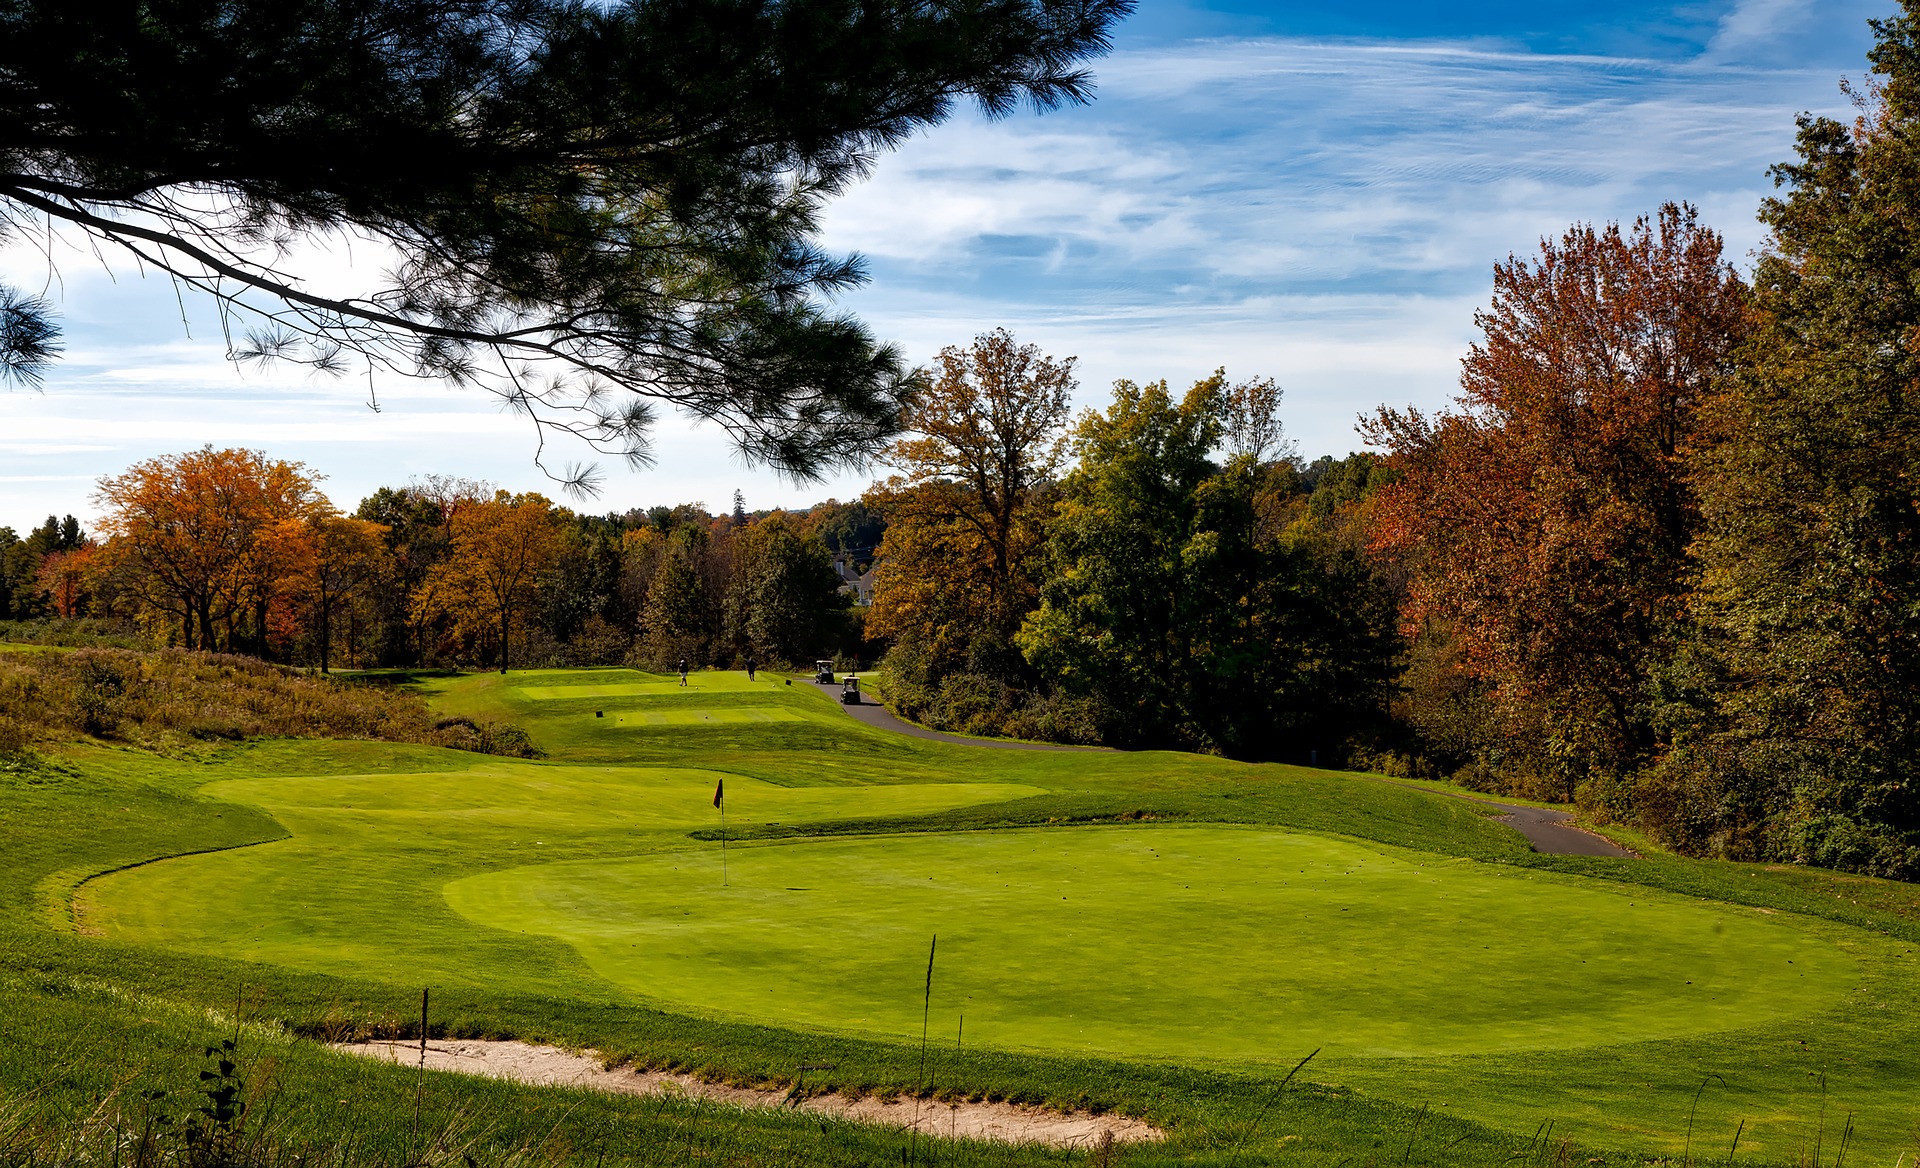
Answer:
top-left (336, 1039), bottom-right (1163, 1149)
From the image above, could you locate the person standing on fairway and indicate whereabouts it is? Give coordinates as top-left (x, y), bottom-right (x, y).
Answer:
top-left (678, 657), bottom-right (688, 687)
top-left (745, 655), bottom-right (757, 681)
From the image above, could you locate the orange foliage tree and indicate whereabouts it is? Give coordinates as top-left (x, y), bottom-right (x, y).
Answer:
top-left (94, 447), bottom-right (322, 652)
top-left (1365, 204), bottom-right (1750, 795)
top-left (34, 545), bottom-right (96, 618)
top-left (867, 329), bottom-right (1075, 665)
top-left (270, 513), bottom-right (391, 672)
top-left (414, 492), bottom-right (562, 672)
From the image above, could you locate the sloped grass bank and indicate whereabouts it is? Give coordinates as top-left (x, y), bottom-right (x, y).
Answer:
top-left (6, 670), bottom-right (1920, 1165)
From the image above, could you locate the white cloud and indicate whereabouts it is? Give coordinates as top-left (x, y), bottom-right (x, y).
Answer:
top-left (819, 23), bottom-right (1871, 458)
top-left (0, 6), bottom-right (1884, 522)
top-left (1702, 0), bottom-right (1826, 64)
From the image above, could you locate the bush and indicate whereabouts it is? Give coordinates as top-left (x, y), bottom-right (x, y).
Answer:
top-left (430, 717), bottom-right (539, 758)
top-left (1004, 692), bottom-right (1110, 746)
top-left (0, 647), bottom-right (538, 758)
top-left (0, 618), bottom-right (146, 649)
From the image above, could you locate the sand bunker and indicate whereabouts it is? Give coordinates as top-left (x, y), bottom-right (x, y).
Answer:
top-left (336, 1039), bottom-right (1162, 1148)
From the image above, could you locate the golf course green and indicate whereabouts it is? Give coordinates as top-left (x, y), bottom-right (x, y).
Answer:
top-left (84, 762), bottom-right (1046, 989)
top-left (446, 825), bottom-right (1858, 1060)
top-left (22, 665), bottom-right (1920, 1164)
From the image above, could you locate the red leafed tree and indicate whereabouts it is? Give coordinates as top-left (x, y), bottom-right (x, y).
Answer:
top-left (1365, 203), bottom-right (1750, 796)
top-left (94, 447), bottom-right (323, 652)
top-left (35, 545), bottom-right (95, 618)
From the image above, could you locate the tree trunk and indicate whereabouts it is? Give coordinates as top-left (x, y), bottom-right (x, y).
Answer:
top-left (319, 589), bottom-right (332, 674)
top-left (499, 601), bottom-right (510, 674)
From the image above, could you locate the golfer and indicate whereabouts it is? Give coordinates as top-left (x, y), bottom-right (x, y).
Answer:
top-left (678, 656), bottom-right (688, 687)
top-left (745, 655), bottom-right (757, 681)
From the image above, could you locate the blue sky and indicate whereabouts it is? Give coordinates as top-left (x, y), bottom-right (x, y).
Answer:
top-left (0, 0), bottom-right (1887, 525)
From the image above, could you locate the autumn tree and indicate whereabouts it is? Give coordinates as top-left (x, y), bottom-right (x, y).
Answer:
top-left (868, 329), bottom-right (1075, 676)
top-left (0, 514), bottom-right (85, 619)
top-left (416, 493), bottom-right (561, 672)
top-left (1647, 9), bottom-right (1920, 875)
top-left (94, 448), bottom-right (322, 651)
top-left (34, 545), bottom-right (96, 619)
top-left (274, 513), bottom-right (390, 672)
top-left (1365, 204), bottom-right (1749, 799)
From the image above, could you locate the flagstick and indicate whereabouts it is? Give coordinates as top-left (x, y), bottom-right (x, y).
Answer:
top-left (909, 934), bottom-right (936, 1166)
top-left (719, 796), bottom-right (728, 888)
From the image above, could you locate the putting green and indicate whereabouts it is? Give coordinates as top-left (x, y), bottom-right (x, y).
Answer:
top-left (611, 707), bottom-right (812, 726)
top-left (447, 825), bottom-right (1861, 1061)
top-left (517, 678), bottom-right (786, 700)
top-left (81, 764), bottom-right (1046, 988)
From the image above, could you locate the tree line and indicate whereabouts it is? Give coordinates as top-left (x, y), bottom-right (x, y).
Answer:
top-left (1359, 8), bottom-right (1920, 879)
top-left (1, 455), bottom-right (877, 675)
top-left (11, 9), bottom-right (1920, 880)
top-left (3, 347), bottom-right (1394, 767)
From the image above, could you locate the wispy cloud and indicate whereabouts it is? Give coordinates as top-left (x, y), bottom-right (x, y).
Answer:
top-left (822, 18), bottom-right (1873, 455)
top-left (0, 2), bottom-right (1885, 522)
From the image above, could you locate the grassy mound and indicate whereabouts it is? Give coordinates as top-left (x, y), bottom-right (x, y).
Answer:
top-left (7, 665), bottom-right (1920, 1166)
top-left (0, 647), bottom-right (534, 757)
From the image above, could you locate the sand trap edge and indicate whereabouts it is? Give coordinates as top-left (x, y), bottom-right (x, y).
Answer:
top-left (334, 1039), bottom-right (1164, 1148)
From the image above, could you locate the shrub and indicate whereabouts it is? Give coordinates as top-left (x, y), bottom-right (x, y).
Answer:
top-left (0, 647), bottom-right (538, 758)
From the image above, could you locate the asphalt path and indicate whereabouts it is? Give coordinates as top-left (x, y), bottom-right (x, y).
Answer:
top-left (823, 681), bottom-right (1634, 855)
top-left (823, 680), bottom-right (1102, 751)
top-left (1369, 776), bottom-right (1636, 857)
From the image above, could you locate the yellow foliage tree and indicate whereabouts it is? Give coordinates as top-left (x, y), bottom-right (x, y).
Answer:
top-left (414, 492), bottom-right (562, 672)
top-left (94, 447), bottom-right (322, 652)
top-left (866, 329), bottom-right (1075, 661)
top-left (270, 513), bottom-right (391, 672)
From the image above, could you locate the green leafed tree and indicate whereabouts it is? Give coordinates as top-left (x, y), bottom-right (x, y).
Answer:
top-left (0, 0), bottom-right (1131, 481)
top-left (1647, 8), bottom-right (1920, 875)
top-left (1016, 373), bottom-right (1397, 758)
top-left (1015, 375), bottom-right (1224, 744)
top-left (640, 527), bottom-right (713, 668)
top-left (723, 517), bottom-right (845, 665)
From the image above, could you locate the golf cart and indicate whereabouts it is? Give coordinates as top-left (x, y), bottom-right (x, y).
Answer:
top-left (814, 659), bottom-right (835, 684)
top-left (840, 675), bottom-right (861, 705)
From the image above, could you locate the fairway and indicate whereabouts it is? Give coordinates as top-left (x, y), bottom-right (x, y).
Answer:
top-left (445, 825), bottom-right (1860, 1061)
top-left (611, 706), bottom-right (812, 726)
top-left (48, 669), bottom-right (1920, 1163)
top-left (515, 674), bottom-right (790, 700)
top-left (82, 763), bottom-right (1049, 989)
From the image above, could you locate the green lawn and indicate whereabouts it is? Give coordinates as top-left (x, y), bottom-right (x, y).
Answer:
top-left (10, 666), bottom-right (1920, 1166)
top-left (446, 825), bottom-right (1859, 1060)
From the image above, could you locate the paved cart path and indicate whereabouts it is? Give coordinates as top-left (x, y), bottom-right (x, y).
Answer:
top-left (1368, 776), bottom-right (1637, 858)
top-left (821, 681), bottom-right (1634, 856)
top-left (822, 681), bottom-right (1103, 751)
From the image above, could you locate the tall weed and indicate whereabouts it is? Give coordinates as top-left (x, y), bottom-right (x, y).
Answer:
top-left (0, 648), bottom-right (536, 758)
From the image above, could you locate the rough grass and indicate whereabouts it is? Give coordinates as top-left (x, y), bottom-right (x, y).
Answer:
top-left (0, 746), bottom-right (1553, 1168)
top-left (0, 617), bottom-right (146, 650)
top-left (8, 668), bottom-right (1920, 1165)
top-left (0, 647), bottom-right (535, 758)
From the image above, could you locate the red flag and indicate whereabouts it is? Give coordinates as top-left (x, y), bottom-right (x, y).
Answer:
top-left (712, 778), bottom-right (724, 809)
